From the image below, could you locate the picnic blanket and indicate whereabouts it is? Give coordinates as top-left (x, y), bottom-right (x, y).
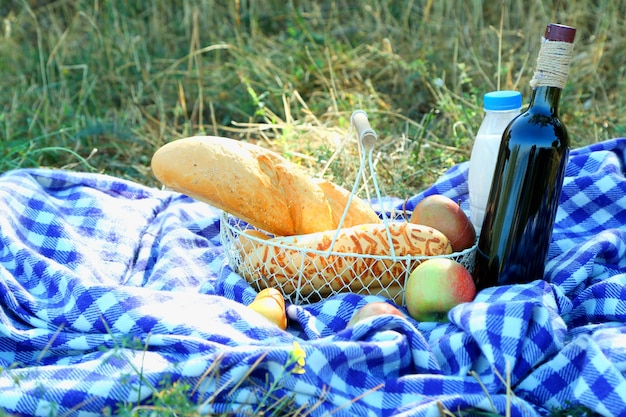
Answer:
top-left (1, 138), bottom-right (626, 417)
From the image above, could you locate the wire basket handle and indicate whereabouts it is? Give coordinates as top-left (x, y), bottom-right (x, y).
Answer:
top-left (351, 110), bottom-right (378, 151)
top-left (324, 110), bottom-right (397, 260)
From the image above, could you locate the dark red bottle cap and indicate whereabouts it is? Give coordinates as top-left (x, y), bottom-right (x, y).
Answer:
top-left (545, 23), bottom-right (576, 43)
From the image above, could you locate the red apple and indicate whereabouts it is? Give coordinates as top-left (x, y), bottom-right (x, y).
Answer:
top-left (405, 258), bottom-right (476, 322)
top-left (409, 194), bottom-right (476, 252)
top-left (346, 301), bottom-right (405, 328)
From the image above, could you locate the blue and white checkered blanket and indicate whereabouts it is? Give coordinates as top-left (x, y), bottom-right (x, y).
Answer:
top-left (1, 138), bottom-right (626, 416)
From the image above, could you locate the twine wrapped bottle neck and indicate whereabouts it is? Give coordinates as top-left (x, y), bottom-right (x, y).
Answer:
top-left (529, 38), bottom-right (575, 89)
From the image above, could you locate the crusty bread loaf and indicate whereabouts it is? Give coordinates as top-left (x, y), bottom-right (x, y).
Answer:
top-left (151, 136), bottom-right (381, 236)
top-left (312, 178), bottom-right (375, 229)
top-left (236, 222), bottom-right (453, 301)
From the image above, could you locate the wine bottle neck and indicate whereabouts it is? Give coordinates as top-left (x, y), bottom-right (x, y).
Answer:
top-left (529, 38), bottom-right (574, 90)
top-left (528, 86), bottom-right (562, 115)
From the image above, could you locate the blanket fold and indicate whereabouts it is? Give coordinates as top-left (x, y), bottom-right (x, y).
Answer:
top-left (1, 138), bottom-right (626, 416)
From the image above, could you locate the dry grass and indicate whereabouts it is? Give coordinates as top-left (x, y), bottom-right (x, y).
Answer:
top-left (2, 0), bottom-right (625, 199)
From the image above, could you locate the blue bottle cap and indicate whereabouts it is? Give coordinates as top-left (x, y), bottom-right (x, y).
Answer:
top-left (483, 90), bottom-right (522, 111)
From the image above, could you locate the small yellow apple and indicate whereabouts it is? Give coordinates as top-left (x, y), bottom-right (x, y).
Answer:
top-left (248, 288), bottom-right (287, 330)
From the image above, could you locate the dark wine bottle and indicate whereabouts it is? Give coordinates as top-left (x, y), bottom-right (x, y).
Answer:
top-left (473, 23), bottom-right (576, 290)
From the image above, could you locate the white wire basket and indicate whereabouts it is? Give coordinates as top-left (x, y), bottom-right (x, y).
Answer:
top-left (220, 211), bottom-right (476, 305)
top-left (220, 110), bottom-right (477, 305)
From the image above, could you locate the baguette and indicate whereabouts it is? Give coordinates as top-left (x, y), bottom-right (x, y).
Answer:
top-left (236, 222), bottom-right (453, 301)
top-left (151, 136), bottom-right (380, 236)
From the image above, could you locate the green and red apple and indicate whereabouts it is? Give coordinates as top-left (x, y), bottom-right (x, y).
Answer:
top-left (409, 194), bottom-right (476, 252)
top-left (405, 258), bottom-right (476, 322)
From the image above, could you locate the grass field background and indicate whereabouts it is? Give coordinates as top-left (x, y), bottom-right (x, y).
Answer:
top-left (0, 0), bottom-right (623, 415)
top-left (2, 0), bottom-right (624, 200)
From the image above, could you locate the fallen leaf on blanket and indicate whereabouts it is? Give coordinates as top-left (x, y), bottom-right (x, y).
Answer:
top-left (288, 341), bottom-right (306, 374)
top-left (405, 258), bottom-right (476, 322)
top-left (346, 301), bottom-right (406, 328)
top-left (248, 287), bottom-right (287, 330)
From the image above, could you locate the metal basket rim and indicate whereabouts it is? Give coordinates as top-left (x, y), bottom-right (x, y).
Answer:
top-left (220, 211), bottom-right (477, 262)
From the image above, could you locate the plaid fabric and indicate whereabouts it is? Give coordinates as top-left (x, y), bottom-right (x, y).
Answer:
top-left (1, 138), bottom-right (626, 416)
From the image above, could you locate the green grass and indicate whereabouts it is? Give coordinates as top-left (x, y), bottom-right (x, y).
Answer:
top-left (3, 0), bottom-right (625, 197)
top-left (0, 0), bottom-right (622, 415)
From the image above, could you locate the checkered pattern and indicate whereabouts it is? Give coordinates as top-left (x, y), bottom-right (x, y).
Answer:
top-left (1, 138), bottom-right (626, 416)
